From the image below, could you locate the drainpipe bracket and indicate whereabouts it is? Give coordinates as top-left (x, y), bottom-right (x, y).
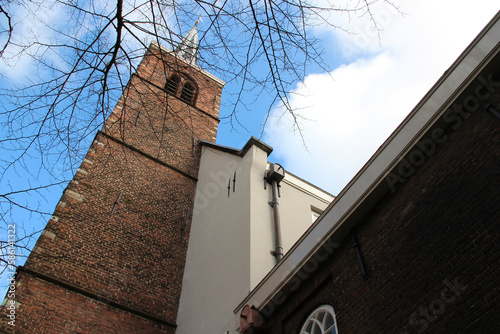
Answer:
top-left (270, 249), bottom-right (283, 257)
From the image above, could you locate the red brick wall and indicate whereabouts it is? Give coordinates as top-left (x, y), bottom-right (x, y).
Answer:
top-left (265, 72), bottom-right (499, 333)
top-left (1, 43), bottom-right (222, 333)
top-left (2, 271), bottom-right (175, 334)
top-left (105, 43), bottom-right (222, 177)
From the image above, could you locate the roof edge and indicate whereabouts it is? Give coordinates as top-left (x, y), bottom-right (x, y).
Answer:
top-left (240, 137), bottom-right (273, 157)
top-left (200, 137), bottom-right (273, 157)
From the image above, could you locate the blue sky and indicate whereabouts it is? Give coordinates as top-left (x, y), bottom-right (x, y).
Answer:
top-left (0, 0), bottom-right (498, 294)
top-left (216, 0), bottom-right (499, 195)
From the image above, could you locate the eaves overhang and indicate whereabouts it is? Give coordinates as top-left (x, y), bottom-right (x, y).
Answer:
top-left (234, 10), bottom-right (500, 322)
top-left (280, 170), bottom-right (335, 204)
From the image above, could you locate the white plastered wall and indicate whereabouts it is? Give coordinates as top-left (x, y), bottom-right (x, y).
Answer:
top-left (177, 145), bottom-right (252, 334)
top-left (177, 142), bottom-right (333, 334)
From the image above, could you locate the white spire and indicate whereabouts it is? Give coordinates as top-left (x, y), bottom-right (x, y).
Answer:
top-left (175, 21), bottom-right (199, 66)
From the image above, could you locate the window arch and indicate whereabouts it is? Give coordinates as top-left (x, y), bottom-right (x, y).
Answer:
top-left (300, 305), bottom-right (338, 334)
top-left (165, 73), bottom-right (197, 105)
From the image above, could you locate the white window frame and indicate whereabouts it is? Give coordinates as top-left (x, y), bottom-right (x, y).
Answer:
top-left (300, 305), bottom-right (338, 334)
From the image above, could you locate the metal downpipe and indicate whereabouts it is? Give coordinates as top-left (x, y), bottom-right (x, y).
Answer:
top-left (271, 179), bottom-right (283, 262)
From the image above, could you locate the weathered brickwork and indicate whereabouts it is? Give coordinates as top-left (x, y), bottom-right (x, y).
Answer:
top-left (2, 271), bottom-right (175, 334)
top-left (0, 43), bottom-right (223, 333)
top-left (105, 43), bottom-right (222, 177)
top-left (266, 73), bottom-right (499, 333)
top-left (24, 136), bottom-right (197, 321)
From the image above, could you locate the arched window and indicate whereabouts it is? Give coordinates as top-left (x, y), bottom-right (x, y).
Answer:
top-left (165, 74), bottom-right (180, 95)
top-left (165, 73), bottom-right (196, 105)
top-left (300, 305), bottom-right (338, 334)
top-left (180, 81), bottom-right (195, 104)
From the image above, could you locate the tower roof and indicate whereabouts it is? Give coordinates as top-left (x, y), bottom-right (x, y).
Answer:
top-left (175, 21), bottom-right (199, 65)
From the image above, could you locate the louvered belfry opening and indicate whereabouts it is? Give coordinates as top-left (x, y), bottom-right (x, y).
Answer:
top-left (166, 74), bottom-right (180, 95)
top-left (180, 81), bottom-right (195, 104)
top-left (166, 73), bottom-right (196, 105)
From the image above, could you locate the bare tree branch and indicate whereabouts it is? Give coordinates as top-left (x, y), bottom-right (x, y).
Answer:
top-left (0, 5), bottom-right (12, 57)
top-left (0, 0), bottom-right (396, 277)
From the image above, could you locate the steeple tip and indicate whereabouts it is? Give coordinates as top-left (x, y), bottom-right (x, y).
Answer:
top-left (175, 22), bottom-right (199, 66)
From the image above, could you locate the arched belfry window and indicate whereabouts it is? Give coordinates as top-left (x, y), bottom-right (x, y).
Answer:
top-left (165, 73), bottom-right (197, 105)
top-left (165, 74), bottom-right (180, 95)
top-left (180, 81), bottom-right (195, 104)
top-left (300, 305), bottom-right (338, 334)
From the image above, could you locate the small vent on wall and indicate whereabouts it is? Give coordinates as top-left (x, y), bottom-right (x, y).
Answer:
top-left (233, 171), bottom-right (236, 192)
top-left (180, 216), bottom-right (186, 242)
top-left (110, 191), bottom-right (122, 216)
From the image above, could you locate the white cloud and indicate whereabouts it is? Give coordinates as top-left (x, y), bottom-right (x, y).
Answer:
top-left (263, 0), bottom-right (499, 194)
top-left (0, 2), bottom-right (67, 80)
top-left (0, 0), bottom-right (165, 83)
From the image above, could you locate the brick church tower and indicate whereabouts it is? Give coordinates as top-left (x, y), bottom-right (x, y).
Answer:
top-left (1, 23), bottom-right (224, 333)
